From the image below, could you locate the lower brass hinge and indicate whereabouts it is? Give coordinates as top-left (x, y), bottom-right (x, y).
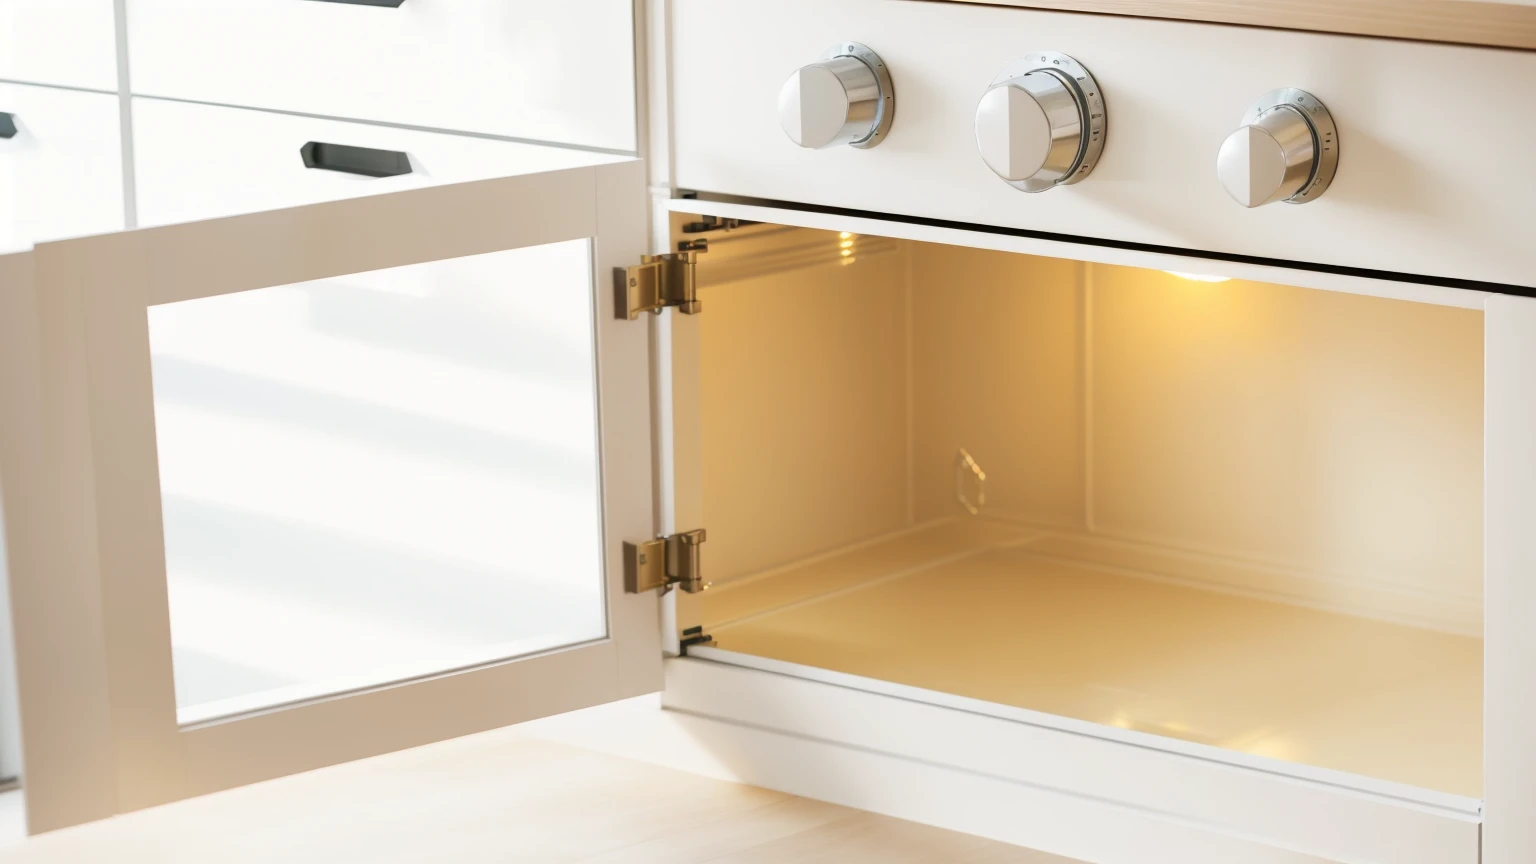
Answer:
top-left (624, 529), bottom-right (709, 594)
top-left (615, 251), bottom-right (700, 320)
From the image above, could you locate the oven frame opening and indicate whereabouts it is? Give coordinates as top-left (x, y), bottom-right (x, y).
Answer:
top-left (644, 193), bottom-right (1535, 864)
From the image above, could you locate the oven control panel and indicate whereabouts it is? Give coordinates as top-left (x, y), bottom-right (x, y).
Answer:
top-left (671, 0), bottom-right (1536, 287)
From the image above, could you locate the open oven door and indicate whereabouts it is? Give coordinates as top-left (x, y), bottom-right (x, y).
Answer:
top-left (0, 159), bottom-right (663, 833)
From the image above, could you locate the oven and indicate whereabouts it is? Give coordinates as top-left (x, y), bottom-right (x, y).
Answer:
top-left (650, 2), bottom-right (1536, 862)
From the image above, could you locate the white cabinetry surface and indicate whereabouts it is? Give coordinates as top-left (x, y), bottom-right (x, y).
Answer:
top-left (0, 0), bottom-right (119, 91)
top-left (0, 82), bottom-right (124, 248)
top-left (126, 0), bottom-right (638, 152)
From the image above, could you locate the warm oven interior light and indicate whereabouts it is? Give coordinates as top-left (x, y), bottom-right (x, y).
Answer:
top-left (1163, 270), bottom-right (1233, 283)
top-left (839, 231), bottom-right (857, 262)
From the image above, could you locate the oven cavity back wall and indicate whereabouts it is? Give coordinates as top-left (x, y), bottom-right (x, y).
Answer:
top-left (694, 227), bottom-right (1483, 637)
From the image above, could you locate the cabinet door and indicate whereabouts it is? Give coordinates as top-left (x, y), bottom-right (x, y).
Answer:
top-left (0, 160), bottom-right (660, 833)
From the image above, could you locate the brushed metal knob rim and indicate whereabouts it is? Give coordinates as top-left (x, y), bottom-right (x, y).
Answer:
top-left (778, 41), bottom-right (895, 151)
top-left (974, 51), bottom-right (1106, 194)
top-left (1217, 88), bottom-right (1338, 207)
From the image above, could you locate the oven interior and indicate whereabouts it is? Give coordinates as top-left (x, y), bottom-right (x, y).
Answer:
top-left (678, 217), bottom-right (1484, 798)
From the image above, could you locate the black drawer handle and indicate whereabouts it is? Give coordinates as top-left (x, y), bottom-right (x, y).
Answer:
top-left (300, 142), bottom-right (412, 178)
top-left (306, 0), bottom-right (406, 6)
top-left (0, 113), bottom-right (16, 140)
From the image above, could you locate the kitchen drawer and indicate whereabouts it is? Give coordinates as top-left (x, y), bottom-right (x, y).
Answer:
top-left (132, 97), bottom-right (626, 227)
top-left (0, 0), bottom-right (118, 91)
top-left (671, 0), bottom-right (1536, 289)
top-left (0, 83), bottom-right (124, 248)
top-left (127, 0), bottom-right (637, 152)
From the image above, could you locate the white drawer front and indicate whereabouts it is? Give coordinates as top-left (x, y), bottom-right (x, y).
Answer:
top-left (0, 83), bottom-right (124, 248)
top-left (132, 98), bottom-right (625, 227)
top-left (672, 0), bottom-right (1536, 289)
top-left (127, 0), bottom-right (637, 152)
top-left (0, 0), bottom-right (118, 91)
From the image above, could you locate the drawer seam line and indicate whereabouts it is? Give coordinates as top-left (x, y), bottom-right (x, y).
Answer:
top-left (0, 78), bottom-right (119, 98)
top-left (127, 93), bottom-right (639, 158)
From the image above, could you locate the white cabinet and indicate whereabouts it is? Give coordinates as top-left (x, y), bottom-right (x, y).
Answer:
top-left (1, 0), bottom-right (655, 838)
top-left (0, 0), bottom-right (118, 91)
top-left (126, 0), bottom-right (638, 152)
top-left (0, 82), bottom-right (123, 247)
top-left (133, 98), bottom-right (626, 227)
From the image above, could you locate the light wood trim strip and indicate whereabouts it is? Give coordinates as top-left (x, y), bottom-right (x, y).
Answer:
top-left (937, 0), bottom-right (1536, 51)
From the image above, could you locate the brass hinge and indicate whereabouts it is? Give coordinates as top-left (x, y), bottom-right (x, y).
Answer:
top-left (615, 251), bottom-right (700, 320)
top-left (624, 529), bottom-right (709, 594)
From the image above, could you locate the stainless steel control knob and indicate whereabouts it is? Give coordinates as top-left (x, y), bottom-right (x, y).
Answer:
top-left (1217, 89), bottom-right (1338, 207)
top-left (778, 42), bottom-right (894, 150)
top-left (974, 52), bottom-right (1105, 193)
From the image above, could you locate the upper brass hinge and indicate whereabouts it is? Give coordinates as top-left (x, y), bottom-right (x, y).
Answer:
top-left (624, 529), bottom-right (709, 594)
top-left (615, 251), bottom-right (700, 320)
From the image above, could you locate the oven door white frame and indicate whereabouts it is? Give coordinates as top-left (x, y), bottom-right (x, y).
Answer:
top-left (0, 160), bottom-right (662, 834)
top-left (656, 196), bottom-right (1536, 864)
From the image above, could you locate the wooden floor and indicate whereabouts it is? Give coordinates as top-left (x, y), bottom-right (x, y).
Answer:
top-left (0, 734), bottom-right (1073, 863)
top-left (703, 520), bottom-right (1483, 798)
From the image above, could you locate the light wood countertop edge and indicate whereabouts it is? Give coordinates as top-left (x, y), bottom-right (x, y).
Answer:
top-left (938, 0), bottom-right (1536, 51)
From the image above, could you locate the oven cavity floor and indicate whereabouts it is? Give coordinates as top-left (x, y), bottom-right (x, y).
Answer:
top-left (698, 520), bottom-right (1483, 798)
